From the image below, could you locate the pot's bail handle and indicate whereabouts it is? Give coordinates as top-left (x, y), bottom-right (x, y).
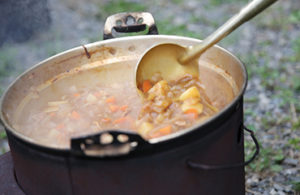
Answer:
top-left (70, 130), bottom-right (150, 157)
top-left (186, 126), bottom-right (260, 170)
top-left (103, 12), bottom-right (158, 40)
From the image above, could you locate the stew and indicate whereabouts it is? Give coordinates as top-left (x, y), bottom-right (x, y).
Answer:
top-left (12, 62), bottom-right (227, 148)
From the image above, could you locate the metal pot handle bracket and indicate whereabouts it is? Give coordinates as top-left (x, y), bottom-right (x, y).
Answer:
top-left (103, 12), bottom-right (159, 40)
top-left (186, 126), bottom-right (260, 170)
top-left (70, 130), bottom-right (150, 157)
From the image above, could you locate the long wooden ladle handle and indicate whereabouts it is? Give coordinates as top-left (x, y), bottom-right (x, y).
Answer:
top-left (179, 0), bottom-right (278, 64)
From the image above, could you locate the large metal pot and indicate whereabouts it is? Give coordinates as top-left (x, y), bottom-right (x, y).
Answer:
top-left (0, 12), bottom-right (258, 195)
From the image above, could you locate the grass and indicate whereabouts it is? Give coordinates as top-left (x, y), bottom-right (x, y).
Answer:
top-left (288, 9), bottom-right (300, 24)
top-left (157, 19), bottom-right (202, 39)
top-left (209, 0), bottom-right (247, 6)
top-left (292, 120), bottom-right (300, 131)
top-left (255, 5), bottom-right (290, 30)
top-left (290, 36), bottom-right (300, 62)
top-left (96, 0), bottom-right (148, 19)
top-left (0, 47), bottom-right (17, 96)
top-left (0, 131), bottom-right (6, 139)
top-left (255, 4), bottom-right (300, 32)
top-left (245, 143), bottom-right (271, 172)
top-left (245, 142), bottom-right (286, 173)
top-left (292, 181), bottom-right (300, 193)
top-left (0, 131), bottom-right (7, 155)
top-left (239, 53), bottom-right (259, 79)
top-left (243, 41), bottom-right (299, 173)
top-left (244, 108), bottom-right (255, 117)
top-left (244, 97), bottom-right (259, 103)
top-left (171, 0), bottom-right (183, 5)
top-left (190, 13), bottom-right (219, 28)
top-left (288, 138), bottom-right (300, 150)
top-left (240, 38), bottom-right (299, 113)
top-left (0, 48), bottom-right (16, 78)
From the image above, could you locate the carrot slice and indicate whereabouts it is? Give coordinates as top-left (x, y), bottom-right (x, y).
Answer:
top-left (142, 80), bottom-right (152, 93)
top-left (109, 105), bottom-right (119, 112)
top-left (120, 105), bottom-right (128, 111)
top-left (102, 118), bottom-right (111, 123)
top-left (184, 108), bottom-right (199, 119)
top-left (159, 125), bottom-right (172, 135)
top-left (114, 117), bottom-right (127, 124)
top-left (106, 96), bottom-right (116, 104)
top-left (73, 93), bottom-right (80, 97)
top-left (71, 111), bottom-right (81, 120)
top-left (56, 123), bottom-right (65, 130)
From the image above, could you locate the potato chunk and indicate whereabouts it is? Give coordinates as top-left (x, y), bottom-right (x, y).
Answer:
top-left (138, 122), bottom-right (154, 137)
top-left (86, 94), bottom-right (97, 103)
top-left (147, 80), bottom-right (170, 100)
top-left (179, 86), bottom-right (201, 101)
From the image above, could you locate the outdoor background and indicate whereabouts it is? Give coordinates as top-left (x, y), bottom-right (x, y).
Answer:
top-left (0, 0), bottom-right (299, 194)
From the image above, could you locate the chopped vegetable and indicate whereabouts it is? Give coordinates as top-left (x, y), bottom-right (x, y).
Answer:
top-left (120, 105), bottom-right (128, 111)
top-left (106, 96), bottom-right (116, 104)
top-left (155, 114), bottom-right (165, 123)
top-left (114, 117), bottom-right (127, 124)
top-left (147, 80), bottom-right (170, 100)
top-left (73, 93), bottom-right (80, 97)
top-left (102, 118), bottom-right (111, 123)
top-left (44, 106), bottom-right (59, 113)
top-left (86, 94), bottom-right (97, 103)
top-left (138, 122), bottom-right (154, 137)
top-left (142, 80), bottom-right (152, 93)
top-left (179, 86), bottom-right (200, 101)
top-left (71, 111), bottom-right (81, 120)
top-left (184, 108), bottom-right (199, 119)
top-left (93, 121), bottom-right (101, 128)
top-left (158, 125), bottom-right (172, 135)
top-left (48, 101), bottom-right (68, 107)
top-left (181, 102), bottom-right (203, 114)
top-left (109, 105), bottom-right (119, 112)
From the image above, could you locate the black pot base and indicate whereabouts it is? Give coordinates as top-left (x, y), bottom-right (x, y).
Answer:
top-left (0, 152), bottom-right (24, 194)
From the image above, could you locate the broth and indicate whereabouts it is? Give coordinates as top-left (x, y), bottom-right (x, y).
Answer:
top-left (12, 60), bottom-right (234, 148)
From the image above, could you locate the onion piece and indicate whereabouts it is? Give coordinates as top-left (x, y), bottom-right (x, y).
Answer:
top-left (179, 86), bottom-right (201, 101)
top-left (48, 101), bottom-right (68, 107)
top-left (44, 106), bottom-right (59, 113)
top-left (86, 94), bottom-right (97, 104)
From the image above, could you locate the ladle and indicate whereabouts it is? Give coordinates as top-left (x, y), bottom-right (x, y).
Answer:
top-left (136, 0), bottom-right (277, 89)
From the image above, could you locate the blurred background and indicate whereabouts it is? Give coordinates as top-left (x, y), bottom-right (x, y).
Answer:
top-left (0, 0), bottom-right (299, 194)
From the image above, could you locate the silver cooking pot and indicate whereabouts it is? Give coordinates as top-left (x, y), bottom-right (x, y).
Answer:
top-left (0, 12), bottom-right (258, 195)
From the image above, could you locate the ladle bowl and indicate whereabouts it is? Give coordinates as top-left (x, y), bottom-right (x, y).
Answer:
top-left (136, 43), bottom-right (199, 88)
top-left (135, 0), bottom-right (277, 89)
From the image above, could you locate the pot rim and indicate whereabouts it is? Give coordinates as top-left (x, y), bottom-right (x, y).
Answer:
top-left (0, 34), bottom-right (248, 152)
